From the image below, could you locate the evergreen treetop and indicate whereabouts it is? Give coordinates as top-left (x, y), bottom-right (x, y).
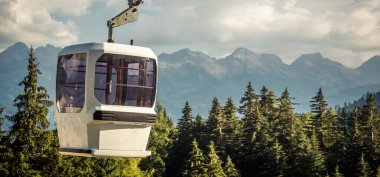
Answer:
top-left (223, 155), bottom-right (240, 177)
top-left (182, 139), bottom-right (207, 177)
top-left (4, 46), bottom-right (56, 176)
top-left (205, 141), bottom-right (226, 177)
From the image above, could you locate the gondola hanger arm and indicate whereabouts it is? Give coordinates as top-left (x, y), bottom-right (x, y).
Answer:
top-left (107, 0), bottom-right (143, 43)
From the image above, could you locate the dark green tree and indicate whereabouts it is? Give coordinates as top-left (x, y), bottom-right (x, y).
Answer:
top-left (309, 130), bottom-right (327, 177)
top-left (205, 141), bottom-right (226, 177)
top-left (222, 97), bottom-right (241, 159)
top-left (357, 153), bottom-right (372, 177)
top-left (239, 82), bottom-right (263, 144)
top-left (324, 107), bottom-right (345, 173)
top-left (4, 47), bottom-right (57, 176)
top-left (182, 139), bottom-right (207, 177)
top-left (193, 114), bottom-right (207, 150)
top-left (361, 93), bottom-right (380, 165)
top-left (259, 86), bottom-right (276, 119)
top-left (273, 138), bottom-right (286, 177)
top-left (140, 102), bottom-right (175, 177)
top-left (206, 98), bottom-right (225, 153)
top-left (223, 155), bottom-right (240, 177)
top-left (310, 87), bottom-right (328, 145)
top-left (275, 88), bottom-right (296, 149)
top-left (166, 101), bottom-right (194, 176)
top-left (344, 106), bottom-right (364, 176)
top-left (301, 112), bottom-right (314, 137)
top-left (239, 82), bottom-right (259, 116)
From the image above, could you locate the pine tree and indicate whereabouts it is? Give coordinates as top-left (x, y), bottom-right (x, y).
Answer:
top-left (309, 130), bottom-right (327, 177)
top-left (376, 166), bottom-right (380, 177)
top-left (166, 101), bottom-right (194, 176)
top-left (361, 93), bottom-right (380, 164)
top-left (285, 127), bottom-right (312, 176)
top-left (206, 97), bottom-right (225, 153)
top-left (4, 47), bottom-right (57, 176)
top-left (178, 101), bottom-right (194, 140)
top-left (224, 155), bottom-right (240, 177)
top-left (310, 87), bottom-right (328, 145)
top-left (205, 141), bottom-right (226, 177)
top-left (344, 106), bottom-right (364, 176)
top-left (239, 82), bottom-right (263, 144)
top-left (223, 97), bottom-right (241, 159)
top-left (239, 82), bottom-right (259, 116)
top-left (193, 114), bottom-right (207, 150)
top-left (324, 108), bottom-right (345, 173)
top-left (301, 112), bottom-right (314, 137)
top-left (273, 139), bottom-right (286, 177)
top-left (276, 88), bottom-right (296, 149)
top-left (182, 139), bottom-right (207, 177)
top-left (357, 153), bottom-right (372, 177)
top-left (140, 102), bottom-right (175, 177)
top-left (259, 86), bottom-right (276, 119)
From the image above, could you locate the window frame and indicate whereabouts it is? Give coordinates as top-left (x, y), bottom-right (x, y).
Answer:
top-left (94, 53), bottom-right (157, 108)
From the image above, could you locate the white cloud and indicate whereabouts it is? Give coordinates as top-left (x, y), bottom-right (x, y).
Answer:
top-left (122, 0), bottom-right (380, 67)
top-left (1, 0), bottom-right (379, 68)
top-left (0, 0), bottom-right (94, 49)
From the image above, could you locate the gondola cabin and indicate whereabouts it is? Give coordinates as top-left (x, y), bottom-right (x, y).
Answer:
top-left (54, 42), bottom-right (157, 157)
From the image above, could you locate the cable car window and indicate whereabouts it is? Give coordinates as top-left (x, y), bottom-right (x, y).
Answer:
top-left (94, 54), bottom-right (156, 107)
top-left (56, 53), bottom-right (87, 113)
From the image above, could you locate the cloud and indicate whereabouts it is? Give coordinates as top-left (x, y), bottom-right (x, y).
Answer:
top-left (1, 0), bottom-right (379, 67)
top-left (121, 0), bottom-right (380, 67)
top-left (0, 0), bottom-right (93, 50)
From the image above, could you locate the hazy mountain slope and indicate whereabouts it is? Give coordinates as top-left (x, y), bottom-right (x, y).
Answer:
top-left (340, 91), bottom-right (380, 111)
top-left (1, 42), bottom-right (379, 122)
top-left (0, 43), bottom-right (60, 127)
top-left (357, 55), bottom-right (380, 84)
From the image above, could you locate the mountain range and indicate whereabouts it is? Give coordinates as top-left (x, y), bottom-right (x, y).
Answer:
top-left (0, 42), bottom-right (379, 124)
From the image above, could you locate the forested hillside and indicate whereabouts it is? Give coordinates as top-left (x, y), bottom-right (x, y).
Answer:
top-left (342, 92), bottom-right (380, 111)
top-left (1, 46), bottom-right (380, 176)
top-left (1, 42), bottom-right (380, 123)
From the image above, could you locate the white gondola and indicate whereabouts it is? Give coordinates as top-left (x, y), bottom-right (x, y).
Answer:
top-left (54, 0), bottom-right (157, 158)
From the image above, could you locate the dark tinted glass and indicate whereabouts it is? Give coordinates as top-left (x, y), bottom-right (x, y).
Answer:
top-left (56, 53), bottom-right (86, 113)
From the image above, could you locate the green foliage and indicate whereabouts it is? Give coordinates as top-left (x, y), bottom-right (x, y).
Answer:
top-left (166, 101), bottom-right (194, 176)
top-left (275, 88), bottom-right (296, 150)
top-left (193, 114), bottom-right (207, 150)
top-left (310, 87), bottom-right (328, 145)
top-left (222, 97), bottom-right (242, 159)
top-left (1, 61), bottom-right (380, 177)
top-left (357, 153), bottom-right (372, 177)
top-left (205, 141), bottom-right (226, 177)
top-left (3, 47), bottom-right (56, 176)
top-left (140, 102), bottom-right (175, 177)
top-left (224, 155), bottom-right (240, 177)
top-left (206, 98), bottom-right (225, 153)
top-left (309, 130), bottom-right (327, 177)
top-left (182, 139), bottom-right (207, 177)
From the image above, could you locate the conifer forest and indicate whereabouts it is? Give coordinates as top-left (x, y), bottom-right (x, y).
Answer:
top-left (1, 48), bottom-right (380, 177)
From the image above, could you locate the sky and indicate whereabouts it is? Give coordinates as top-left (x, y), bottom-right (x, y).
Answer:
top-left (0, 0), bottom-right (380, 68)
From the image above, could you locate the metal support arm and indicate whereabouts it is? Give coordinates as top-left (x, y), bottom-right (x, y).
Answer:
top-left (107, 0), bottom-right (143, 43)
